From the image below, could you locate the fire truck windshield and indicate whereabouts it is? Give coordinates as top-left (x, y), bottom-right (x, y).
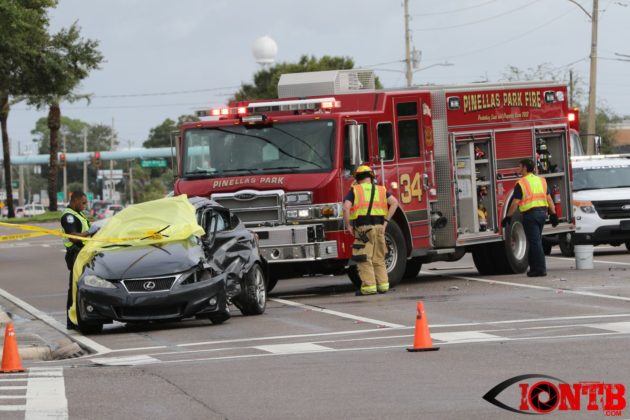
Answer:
top-left (182, 120), bottom-right (335, 178)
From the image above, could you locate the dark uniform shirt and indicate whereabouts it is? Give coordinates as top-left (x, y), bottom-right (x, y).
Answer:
top-left (344, 187), bottom-right (392, 227)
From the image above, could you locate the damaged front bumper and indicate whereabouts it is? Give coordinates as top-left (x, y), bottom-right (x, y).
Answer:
top-left (250, 224), bottom-right (338, 263)
top-left (77, 276), bottom-right (228, 323)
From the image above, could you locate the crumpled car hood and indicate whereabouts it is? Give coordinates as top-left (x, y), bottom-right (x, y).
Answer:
top-left (88, 239), bottom-right (204, 280)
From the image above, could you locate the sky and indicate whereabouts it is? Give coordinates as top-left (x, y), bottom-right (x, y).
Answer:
top-left (8, 0), bottom-right (630, 155)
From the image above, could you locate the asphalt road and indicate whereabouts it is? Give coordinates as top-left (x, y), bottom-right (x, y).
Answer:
top-left (1, 222), bottom-right (630, 419)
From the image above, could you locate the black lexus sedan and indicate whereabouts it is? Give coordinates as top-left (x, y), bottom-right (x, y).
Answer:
top-left (74, 197), bottom-right (266, 334)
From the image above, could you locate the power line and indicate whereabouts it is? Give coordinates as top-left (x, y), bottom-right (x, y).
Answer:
top-left (13, 102), bottom-right (212, 111)
top-left (413, 0), bottom-right (542, 31)
top-left (412, 0), bottom-right (499, 17)
top-left (93, 85), bottom-right (240, 98)
top-left (436, 9), bottom-right (573, 61)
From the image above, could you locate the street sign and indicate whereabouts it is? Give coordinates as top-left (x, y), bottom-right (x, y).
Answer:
top-left (97, 169), bottom-right (124, 180)
top-left (141, 159), bottom-right (167, 168)
top-left (57, 192), bottom-right (65, 202)
top-left (11, 180), bottom-right (18, 188)
top-left (87, 192), bottom-right (94, 202)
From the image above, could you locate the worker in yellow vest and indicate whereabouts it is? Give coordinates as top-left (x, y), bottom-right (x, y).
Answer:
top-left (502, 159), bottom-right (559, 277)
top-left (343, 165), bottom-right (399, 295)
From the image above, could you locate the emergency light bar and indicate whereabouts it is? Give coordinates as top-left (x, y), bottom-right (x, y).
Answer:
top-left (247, 97), bottom-right (341, 113)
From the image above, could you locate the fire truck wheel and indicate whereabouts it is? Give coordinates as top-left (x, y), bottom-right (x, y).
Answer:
top-left (385, 220), bottom-right (407, 287)
top-left (403, 257), bottom-right (423, 279)
top-left (559, 233), bottom-right (574, 257)
top-left (472, 245), bottom-right (496, 275)
top-left (543, 240), bottom-right (553, 256)
top-left (498, 213), bottom-right (528, 274)
top-left (626, 241), bottom-right (630, 252)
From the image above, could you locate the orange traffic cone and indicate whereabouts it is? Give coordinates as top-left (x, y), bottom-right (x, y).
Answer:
top-left (1, 323), bottom-right (25, 373)
top-left (407, 301), bottom-right (439, 352)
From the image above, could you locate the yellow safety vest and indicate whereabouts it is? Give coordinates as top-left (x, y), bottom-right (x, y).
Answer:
top-left (517, 173), bottom-right (548, 212)
top-left (62, 208), bottom-right (90, 248)
top-left (349, 183), bottom-right (388, 220)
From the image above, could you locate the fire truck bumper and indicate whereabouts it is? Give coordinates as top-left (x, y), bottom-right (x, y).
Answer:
top-left (250, 224), bottom-right (338, 263)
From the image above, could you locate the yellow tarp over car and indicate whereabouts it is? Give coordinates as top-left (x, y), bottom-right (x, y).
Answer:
top-left (68, 195), bottom-right (205, 325)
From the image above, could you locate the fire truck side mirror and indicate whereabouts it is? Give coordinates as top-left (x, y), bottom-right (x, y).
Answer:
top-left (347, 124), bottom-right (362, 167)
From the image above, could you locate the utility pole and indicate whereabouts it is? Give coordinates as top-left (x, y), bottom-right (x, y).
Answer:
top-left (82, 127), bottom-right (88, 193)
top-left (109, 118), bottom-right (115, 202)
top-left (62, 131), bottom-right (67, 202)
top-left (586, 0), bottom-right (599, 155)
top-left (129, 161), bottom-right (134, 205)
top-left (404, 0), bottom-right (413, 87)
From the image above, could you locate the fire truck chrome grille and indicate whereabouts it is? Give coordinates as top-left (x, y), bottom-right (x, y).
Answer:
top-left (213, 192), bottom-right (282, 226)
top-left (593, 200), bottom-right (630, 220)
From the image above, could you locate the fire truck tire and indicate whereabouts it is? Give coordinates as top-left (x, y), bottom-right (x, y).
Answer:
top-left (345, 220), bottom-right (407, 288)
top-left (403, 257), bottom-right (423, 279)
top-left (543, 240), bottom-right (553, 256)
top-left (559, 233), bottom-right (574, 257)
top-left (497, 214), bottom-right (528, 274)
top-left (472, 245), bottom-right (496, 275)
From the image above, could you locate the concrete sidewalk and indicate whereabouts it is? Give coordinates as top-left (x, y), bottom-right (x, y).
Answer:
top-left (0, 295), bottom-right (86, 361)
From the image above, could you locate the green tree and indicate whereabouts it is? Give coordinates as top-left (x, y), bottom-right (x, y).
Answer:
top-left (0, 0), bottom-right (56, 217)
top-left (32, 117), bottom-right (115, 153)
top-left (126, 162), bottom-right (167, 204)
top-left (233, 55), bottom-right (369, 101)
top-left (26, 22), bottom-right (103, 211)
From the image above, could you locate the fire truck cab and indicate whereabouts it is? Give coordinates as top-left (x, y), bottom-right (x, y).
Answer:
top-left (176, 70), bottom-right (575, 290)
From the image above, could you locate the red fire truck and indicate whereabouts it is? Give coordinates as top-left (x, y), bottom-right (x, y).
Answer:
top-left (175, 70), bottom-right (577, 291)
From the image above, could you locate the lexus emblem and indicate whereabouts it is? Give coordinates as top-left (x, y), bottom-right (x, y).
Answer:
top-left (622, 205), bottom-right (630, 210)
top-left (234, 193), bottom-right (255, 201)
top-left (143, 281), bottom-right (156, 291)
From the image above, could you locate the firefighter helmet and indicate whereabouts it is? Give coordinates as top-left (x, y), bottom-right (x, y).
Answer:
top-left (354, 165), bottom-right (375, 179)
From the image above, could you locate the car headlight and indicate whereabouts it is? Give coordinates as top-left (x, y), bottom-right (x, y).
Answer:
top-left (574, 201), bottom-right (596, 214)
top-left (83, 274), bottom-right (116, 289)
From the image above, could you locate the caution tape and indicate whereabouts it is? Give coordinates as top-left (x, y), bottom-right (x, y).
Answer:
top-left (0, 221), bottom-right (168, 244)
top-left (0, 231), bottom-right (48, 242)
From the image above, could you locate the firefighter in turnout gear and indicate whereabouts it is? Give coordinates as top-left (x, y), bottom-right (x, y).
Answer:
top-left (60, 191), bottom-right (92, 329)
top-left (502, 159), bottom-right (559, 277)
top-left (343, 165), bottom-right (399, 295)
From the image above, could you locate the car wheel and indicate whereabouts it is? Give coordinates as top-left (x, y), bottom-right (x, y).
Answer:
top-left (559, 233), bottom-right (574, 257)
top-left (234, 264), bottom-right (266, 316)
top-left (403, 257), bottom-right (423, 279)
top-left (76, 292), bottom-right (103, 335)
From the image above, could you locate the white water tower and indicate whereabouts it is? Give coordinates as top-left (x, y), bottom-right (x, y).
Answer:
top-left (252, 36), bottom-right (278, 68)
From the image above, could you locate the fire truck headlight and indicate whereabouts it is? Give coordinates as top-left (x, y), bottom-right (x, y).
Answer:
top-left (287, 210), bottom-right (298, 218)
top-left (298, 209), bottom-right (310, 218)
top-left (286, 192), bottom-right (312, 204)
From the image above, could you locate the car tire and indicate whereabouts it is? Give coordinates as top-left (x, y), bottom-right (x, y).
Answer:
top-left (76, 292), bottom-right (103, 335)
top-left (559, 233), bottom-right (574, 257)
top-left (234, 264), bottom-right (266, 316)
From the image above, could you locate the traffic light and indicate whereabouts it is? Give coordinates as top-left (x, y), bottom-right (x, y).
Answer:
top-left (92, 151), bottom-right (101, 168)
top-left (59, 153), bottom-right (66, 168)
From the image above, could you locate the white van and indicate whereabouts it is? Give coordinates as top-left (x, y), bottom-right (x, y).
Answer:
top-left (23, 203), bottom-right (46, 217)
top-left (569, 155), bottom-right (630, 253)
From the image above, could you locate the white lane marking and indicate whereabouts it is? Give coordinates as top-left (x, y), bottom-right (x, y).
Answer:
top-left (549, 255), bottom-right (630, 266)
top-left (424, 272), bottom-right (630, 303)
top-left (255, 343), bottom-right (331, 354)
top-left (0, 287), bottom-right (111, 355)
top-left (271, 297), bottom-right (405, 328)
top-left (0, 396), bottom-right (26, 399)
top-left (0, 379), bottom-right (27, 382)
top-left (25, 368), bottom-right (67, 420)
top-left (431, 331), bottom-right (507, 343)
top-left (0, 405), bottom-right (26, 411)
top-left (108, 345), bottom-right (167, 353)
top-left (0, 386), bottom-right (27, 390)
top-left (91, 355), bottom-right (159, 366)
top-left (587, 321), bottom-right (630, 333)
top-left (431, 313), bottom-right (630, 328)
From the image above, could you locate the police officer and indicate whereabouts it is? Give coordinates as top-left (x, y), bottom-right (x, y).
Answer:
top-left (343, 165), bottom-right (399, 295)
top-left (502, 159), bottom-right (559, 277)
top-left (61, 191), bottom-right (91, 329)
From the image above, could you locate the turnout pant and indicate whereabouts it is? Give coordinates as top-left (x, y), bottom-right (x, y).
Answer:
top-left (352, 225), bottom-right (389, 292)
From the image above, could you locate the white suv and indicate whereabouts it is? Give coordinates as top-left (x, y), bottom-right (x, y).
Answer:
top-left (571, 155), bottom-right (630, 252)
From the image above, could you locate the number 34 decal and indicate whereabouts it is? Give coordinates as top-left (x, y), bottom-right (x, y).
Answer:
top-left (399, 172), bottom-right (423, 204)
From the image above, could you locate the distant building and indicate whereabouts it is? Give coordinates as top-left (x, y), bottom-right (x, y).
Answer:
top-left (610, 120), bottom-right (630, 153)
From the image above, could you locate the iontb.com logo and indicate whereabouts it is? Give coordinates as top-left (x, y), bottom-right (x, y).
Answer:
top-left (483, 374), bottom-right (626, 416)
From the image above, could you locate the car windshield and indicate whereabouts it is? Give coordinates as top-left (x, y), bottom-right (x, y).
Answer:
top-left (182, 120), bottom-right (335, 178)
top-left (573, 165), bottom-right (630, 190)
